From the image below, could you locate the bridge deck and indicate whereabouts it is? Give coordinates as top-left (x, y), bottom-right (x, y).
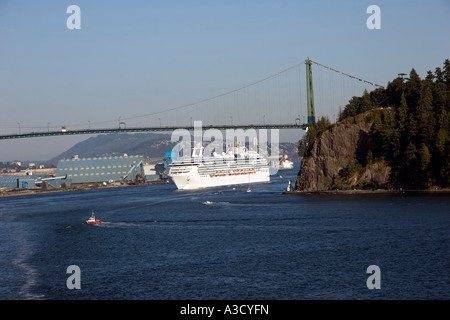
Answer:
top-left (0, 124), bottom-right (308, 140)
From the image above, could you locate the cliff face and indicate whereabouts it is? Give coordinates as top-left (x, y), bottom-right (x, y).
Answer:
top-left (295, 120), bottom-right (392, 191)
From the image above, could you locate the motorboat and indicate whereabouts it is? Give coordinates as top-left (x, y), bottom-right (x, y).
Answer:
top-left (85, 211), bottom-right (102, 224)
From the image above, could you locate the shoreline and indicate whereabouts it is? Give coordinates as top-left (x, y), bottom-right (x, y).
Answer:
top-left (283, 188), bottom-right (450, 195)
top-left (0, 179), bottom-right (170, 198)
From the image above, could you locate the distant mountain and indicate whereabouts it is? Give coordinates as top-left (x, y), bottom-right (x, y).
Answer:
top-left (47, 132), bottom-right (300, 165)
top-left (47, 133), bottom-right (176, 164)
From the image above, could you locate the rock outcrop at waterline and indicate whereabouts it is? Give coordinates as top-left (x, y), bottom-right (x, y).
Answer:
top-left (294, 118), bottom-right (392, 192)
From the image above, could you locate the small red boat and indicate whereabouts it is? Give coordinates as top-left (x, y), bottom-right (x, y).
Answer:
top-left (85, 211), bottom-right (102, 224)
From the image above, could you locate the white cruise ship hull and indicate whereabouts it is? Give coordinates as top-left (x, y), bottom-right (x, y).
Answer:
top-left (170, 166), bottom-right (270, 190)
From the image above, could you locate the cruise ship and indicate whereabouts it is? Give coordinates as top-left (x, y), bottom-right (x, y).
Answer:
top-left (168, 144), bottom-right (270, 190)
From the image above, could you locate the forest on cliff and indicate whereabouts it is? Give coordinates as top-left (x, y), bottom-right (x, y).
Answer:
top-left (299, 59), bottom-right (450, 189)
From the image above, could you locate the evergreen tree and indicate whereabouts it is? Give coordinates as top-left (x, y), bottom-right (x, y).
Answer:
top-left (407, 112), bottom-right (419, 146)
top-left (405, 68), bottom-right (421, 113)
top-left (397, 92), bottom-right (408, 135)
top-left (443, 59), bottom-right (450, 108)
top-left (339, 96), bottom-right (359, 120)
top-left (435, 67), bottom-right (444, 83)
top-left (431, 82), bottom-right (447, 113)
top-left (360, 90), bottom-right (373, 113)
top-left (417, 83), bottom-right (435, 147)
top-left (443, 59), bottom-right (450, 83)
top-left (419, 145), bottom-right (431, 170)
top-left (425, 70), bottom-right (435, 82)
top-left (435, 108), bottom-right (450, 185)
top-left (404, 142), bottom-right (419, 186)
top-left (385, 77), bottom-right (404, 108)
top-left (370, 87), bottom-right (388, 108)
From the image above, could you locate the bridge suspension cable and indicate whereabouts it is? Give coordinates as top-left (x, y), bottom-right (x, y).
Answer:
top-left (79, 61), bottom-right (307, 128)
top-left (309, 59), bottom-right (384, 89)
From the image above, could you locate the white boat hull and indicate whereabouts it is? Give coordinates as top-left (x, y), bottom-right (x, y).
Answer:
top-left (279, 160), bottom-right (294, 169)
top-left (170, 166), bottom-right (270, 190)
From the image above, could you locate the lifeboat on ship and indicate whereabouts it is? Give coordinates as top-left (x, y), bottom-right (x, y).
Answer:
top-left (85, 211), bottom-right (102, 224)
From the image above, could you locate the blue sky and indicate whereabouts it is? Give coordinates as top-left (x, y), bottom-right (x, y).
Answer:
top-left (0, 0), bottom-right (449, 161)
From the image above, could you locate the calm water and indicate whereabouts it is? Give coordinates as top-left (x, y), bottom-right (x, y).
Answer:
top-left (0, 164), bottom-right (449, 300)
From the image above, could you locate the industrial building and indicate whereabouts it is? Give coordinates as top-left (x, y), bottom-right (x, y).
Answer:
top-left (0, 175), bottom-right (71, 190)
top-left (0, 154), bottom-right (166, 191)
top-left (56, 155), bottom-right (145, 184)
top-left (143, 162), bottom-right (166, 181)
top-left (0, 175), bottom-right (29, 189)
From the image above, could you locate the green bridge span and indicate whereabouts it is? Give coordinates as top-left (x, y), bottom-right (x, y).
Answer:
top-left (0, 124), bottom-right (308, 140)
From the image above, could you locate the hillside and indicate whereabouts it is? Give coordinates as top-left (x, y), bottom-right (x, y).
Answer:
top-left (47, 133), bottom-right (175, 164)
top-left (48, 133), bottom-right (300, 165)
top-left (295, 59), bottom-right (450, 191)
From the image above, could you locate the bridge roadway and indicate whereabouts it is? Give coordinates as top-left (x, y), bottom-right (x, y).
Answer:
top-left (0, 124), bottom-right (308, 140)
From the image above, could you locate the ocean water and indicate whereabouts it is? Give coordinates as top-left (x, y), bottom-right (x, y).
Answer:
top-left (0, 164), bottom-right (449, 300)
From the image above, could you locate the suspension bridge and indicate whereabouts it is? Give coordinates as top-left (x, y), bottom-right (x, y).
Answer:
top-left (0, 58), bottom-right (383, 140)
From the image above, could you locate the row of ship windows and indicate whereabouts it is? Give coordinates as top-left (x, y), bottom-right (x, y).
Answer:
top-left (170, 170), bottom-right (191, 174)
top-left (60, 165), bottom-right (130, 171)
top-left (67, 172), bottom-right (127, 177)
top-left (199, 165), bottom-right (264, 171)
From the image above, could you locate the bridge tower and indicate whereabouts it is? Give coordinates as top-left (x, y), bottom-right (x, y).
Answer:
top-left (305, 58), bottom-right (316, 124)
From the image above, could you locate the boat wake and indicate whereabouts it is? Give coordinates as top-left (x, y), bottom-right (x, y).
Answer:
top-left (11, 237), bottom-right (45, 300)
top-left (203, 201), bottom-right (231, 206)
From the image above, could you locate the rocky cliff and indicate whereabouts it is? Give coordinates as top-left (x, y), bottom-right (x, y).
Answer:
top-left (294, 116), bottom-right (392, 191)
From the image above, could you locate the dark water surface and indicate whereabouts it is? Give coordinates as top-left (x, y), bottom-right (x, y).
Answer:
top-left (0, 165), bottom-right (449, 300)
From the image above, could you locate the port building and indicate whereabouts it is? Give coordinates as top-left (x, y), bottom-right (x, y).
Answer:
top-left (56, 155), bottom-right (145, 184)
top-left (0, 175), bottom-right (71, 190)
top-left (0, 175), bottom-right (29, 189)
